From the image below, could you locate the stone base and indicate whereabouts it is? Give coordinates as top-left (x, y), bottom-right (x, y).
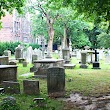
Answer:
top-left (92, 62), bottom-right (100, 69)
top-left (64, 64), bottom-right (76, 69)
top-left (80, 64), bottom-right (88, 69)
top-left (48, 92), bottom-right (65, 98)
top-left (33, 75), bottom-right (47, 78)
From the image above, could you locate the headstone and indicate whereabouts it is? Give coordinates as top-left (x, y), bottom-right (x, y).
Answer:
top-left (0, 65), bottom-right (17, 84)
top-left (23, 80), bottom-right (40, 95)
top-left (80, 51), bottom-right (88, 68)
top-left (4, 50), bottom-right (11, 57)
top-left (32, 55), bottom-right (37, 63)
top-left (0, 56), bottom-right (9, 65)
top-left (92, 50), bottom-right (100, 69)
top-left (62, 48), bottom-right (70, 64)
top-left (2, 81), bottom-right (20, 94)
top-left (76, 49), bottom-right (81, 60)
top-left (23, 61), bottom-right (27, 67)
top-left (47, 67), bottom-right (65, 98)
top-left (15, 45), bottom-right (23, 59)
top-left (26, 46), bottom-right (33, 63)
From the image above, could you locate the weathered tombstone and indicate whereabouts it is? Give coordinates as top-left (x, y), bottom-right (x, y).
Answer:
top-left (23, 61), bottom-right (27, 67)
top-left (0, 65), bottom-right (17, 84)
top-left (15, 45), bottom-right (23, 59)
top-left (0, 56), bottom-right (9, 65)
top-left (80, 51), bottom-right (88, 68)
top-left (23, 80), bottom-right (40, 95)
top-left (26, 46), bottom-right (33, 63)
top-left (47, 67), bottom-right (65, 98)
top-left (32, 55), bottom-right (37, 63)
top-left (2, 81), bottom-right (20, 94)
top-left (62, 48), bottom-right (70, 64)
top-left (92, 50), bottom-right (100, 69)
top-left (4, 50), bottom-right (11, 57)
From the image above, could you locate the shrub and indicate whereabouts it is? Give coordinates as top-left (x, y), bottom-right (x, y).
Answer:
top-left (0, 42), bottom-right (20, 55)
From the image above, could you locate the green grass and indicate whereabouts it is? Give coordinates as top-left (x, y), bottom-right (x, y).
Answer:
top-left (1, 58), bottom-right (110, 109)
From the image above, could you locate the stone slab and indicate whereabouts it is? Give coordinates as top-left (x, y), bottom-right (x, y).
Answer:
top-left (64, 64), bottom-right (76, 69)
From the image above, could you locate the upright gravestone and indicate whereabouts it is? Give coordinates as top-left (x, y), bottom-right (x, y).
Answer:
top-left (80, 51), bottom-right (88, 68)
top-left (32, 55), bottom-right (38, 63)
top-left (62, 48), bottom-right (70, 64)
top-left (92, 50), bottom-right (100, 69)
top-left (23, 80), bottom-right (40, 95)
top-left (15, 45), bottom-right (23, 59)
top-left (0, 56), bottom-right (9, 65)
top-left (47, 67), bottom-right (65, 98)
top-left (26, 46), bottom-right (33, 63)
top-left (4, 50), bottom-right (11, 57)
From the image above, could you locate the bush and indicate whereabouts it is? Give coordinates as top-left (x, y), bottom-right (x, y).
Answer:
top-left (0, 42), bottom-right (20, 55)
top-left (29, 43), bottom-right (40, 49)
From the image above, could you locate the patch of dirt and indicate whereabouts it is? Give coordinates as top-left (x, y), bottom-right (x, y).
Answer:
top-left (58, 93), bottom-right (110, 110)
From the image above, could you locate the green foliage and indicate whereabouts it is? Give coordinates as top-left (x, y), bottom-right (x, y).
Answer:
top-left (97, 32), bottom-right (110, 48)
top-left (0, 42), bottom-right (20, 55)
top-left (0, 0), bottom-right (25, 18)
top-left (29, 43), bottom-right (40, 49)
top-left (0, 100), bottom-right (20, 110)
top-left (0, 0), bottom-right (25, 28)
top-left (31, 14), bottom-right (48, 39)
top-left (84, 26), bottom-right (101, 49)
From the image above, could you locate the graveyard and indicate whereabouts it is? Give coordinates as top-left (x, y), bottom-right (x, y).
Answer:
top-left (1, 0), bottom-right (110, 110)
top-left (0, 48), bottom-right (110, 110)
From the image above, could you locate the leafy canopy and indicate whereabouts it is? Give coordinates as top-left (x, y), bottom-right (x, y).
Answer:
top-left (0, 0), bottom-right (25, 28)
top-left (47, 0), bottom-right (110, 33)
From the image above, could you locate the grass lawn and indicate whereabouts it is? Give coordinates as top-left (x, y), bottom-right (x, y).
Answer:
top-left (1, 57), bottom-right (110, 110)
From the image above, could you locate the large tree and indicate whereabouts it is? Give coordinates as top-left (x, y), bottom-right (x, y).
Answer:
top-left (47, 0), bottom-right (110, 33)
top-left (0, 0), bottom-right (25, 28)
top-left (29, 0), bottom-right (60, 52)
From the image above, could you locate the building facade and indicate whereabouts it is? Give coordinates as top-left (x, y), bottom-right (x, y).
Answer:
top-left (0, 11), bottom-right (32, 43)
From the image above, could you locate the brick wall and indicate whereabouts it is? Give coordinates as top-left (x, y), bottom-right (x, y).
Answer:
top-left (0, 13), bottom-right (14, 42)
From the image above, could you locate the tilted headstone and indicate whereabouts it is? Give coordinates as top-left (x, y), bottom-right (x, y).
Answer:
top-left (2, 81), bottom-right (20, 94)
top-left (23, 80), bottom-right (40, 95)
top-left (47, 67), bottom-right (65, 98)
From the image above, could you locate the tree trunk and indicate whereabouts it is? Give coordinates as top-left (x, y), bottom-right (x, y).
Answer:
top-left (63, 26), bottom-right (67, 48)
top-left (47, 24), bottom-right (54, 52)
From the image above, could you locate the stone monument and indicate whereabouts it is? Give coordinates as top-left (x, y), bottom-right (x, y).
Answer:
top-left (47, 67), bottom-right (65, 98)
